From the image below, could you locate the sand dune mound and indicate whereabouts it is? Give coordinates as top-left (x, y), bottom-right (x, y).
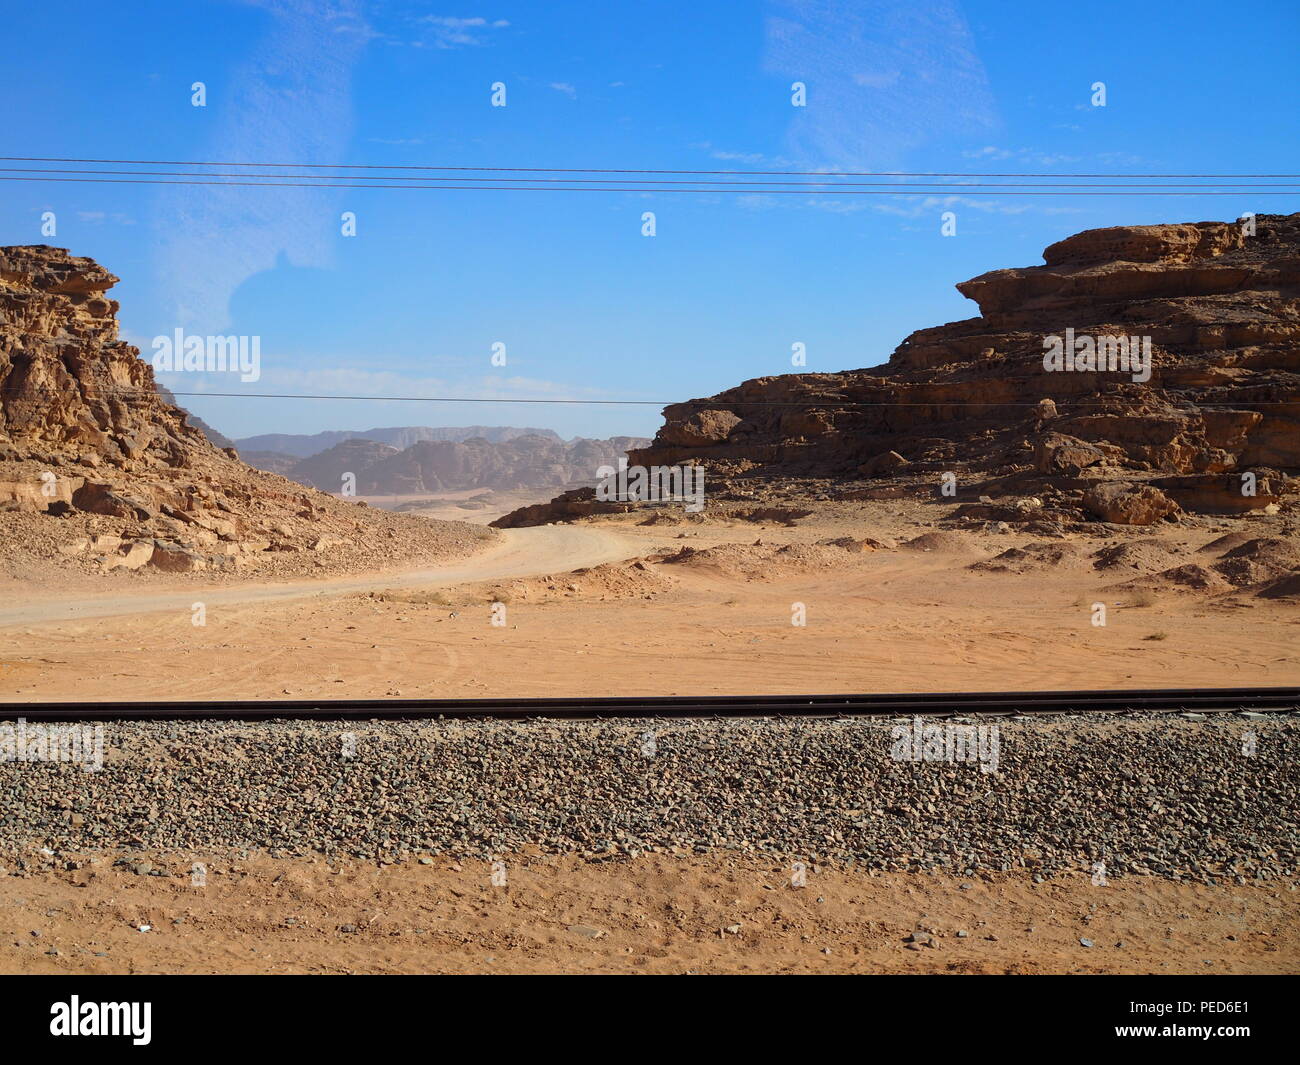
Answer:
top-left (659, 539), bottom-right (869, 579)
top-left (1197, 531), bottom-right (1260, 555)
top-left (1139, 563), bottom-right (1233, 592)
top-left (1091, 539), bottom-right (1185, 573)
top-left (1123, 535), bottom-right (1300, 594)
top-left (1212, 537), bottom-right (1300, 588)
top-left (970, 541), bottom-right (1087, 573)
top-left (1257, 573), bottom-right (1300, 599)
top-left (494, 559), bottom-right (674, 602)
top-left (899, 531), bottom-right (976, 554)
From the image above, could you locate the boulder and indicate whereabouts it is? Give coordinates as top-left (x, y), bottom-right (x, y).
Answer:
top-left (103, 540), bottom-right (155, 571)
top-left (1082, 482), bottom-right (1180, 525)
top-left (859, 450), bottom-right (909, 478)
top-left (148, 542), bottom-right (208, 572)
top-left (72, 481), bottom-right (154, 520)
top-left (1033, 433), bottom-right (1107, 474)
top-left (659, 409), bottom-right (741, 447)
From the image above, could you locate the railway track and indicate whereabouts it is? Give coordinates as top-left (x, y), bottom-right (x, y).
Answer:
top-left (1, 686), bottom-right (1296, 721)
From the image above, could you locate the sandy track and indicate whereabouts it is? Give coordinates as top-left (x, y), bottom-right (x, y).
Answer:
top-left (0, 526), bottom-right (639, 629)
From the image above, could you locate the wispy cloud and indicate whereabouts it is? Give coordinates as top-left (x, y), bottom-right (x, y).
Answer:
top-left (418, 15), bottom-right (510, 49)
top-left (736, 191), bottom-right (1081, 218)
top-left (549, 82), bottom-right (577, 98)
top-left (158, 365), bottom-right (630, 404)
top-left (153, 0), bottom-right (369, 332)
top-left (77, 210), bottom-right (136, 225)
top-left (963, 145), bottom-right (1081, 166)
top-left (762, 0), bottom-right (1000, 169)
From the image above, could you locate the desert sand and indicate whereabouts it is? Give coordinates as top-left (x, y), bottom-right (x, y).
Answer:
top-left (3, 852), bottom-right (1294, 975)
top-left (1, 500), bottom-right (1295, 702)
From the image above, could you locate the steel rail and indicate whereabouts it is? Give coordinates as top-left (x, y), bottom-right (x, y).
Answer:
top-left (1, 687), bottom-right (1295, 721)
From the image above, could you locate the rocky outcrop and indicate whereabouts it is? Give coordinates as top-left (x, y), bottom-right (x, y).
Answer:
top-left (154, 384), bottom-right (235, 449)
top-left (0, 246), bottom-right (211, 467)
top-left (622, 214), bottom-right (1300, 523)
top-left (490, 486), bottom-right (636, 528)
top-left (0, 246), bottom-right (491, 577)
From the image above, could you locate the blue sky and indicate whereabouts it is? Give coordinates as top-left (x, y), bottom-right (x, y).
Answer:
top-left (4, 0), bottom-right (1298, 441)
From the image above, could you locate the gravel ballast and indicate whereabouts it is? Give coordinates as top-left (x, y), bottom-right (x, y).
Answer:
top-left (0, 714), bottom-right (1295, 881)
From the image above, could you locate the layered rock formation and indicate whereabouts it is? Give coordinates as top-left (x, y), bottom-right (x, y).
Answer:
top-left (618, 214), bottom-right (1299, 525)
top-left (0, 246), bottom-right (490, 578)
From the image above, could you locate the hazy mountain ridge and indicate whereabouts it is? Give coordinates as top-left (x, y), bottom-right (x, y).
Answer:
top-left (267, 433), bottom-right (650, 496)
top-left (236, 425), bottom-right (565, 458)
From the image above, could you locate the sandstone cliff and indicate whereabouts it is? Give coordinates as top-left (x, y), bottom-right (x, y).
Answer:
top-left (610, 214), bottom-right (1299, 526)
top-left (0, 246), bottom-right (491, 579)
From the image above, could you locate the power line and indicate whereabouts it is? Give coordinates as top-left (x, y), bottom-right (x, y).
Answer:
top-left (2, 175), bottom-right (1292, 196)
top-left (3, 166), bottom-right (1296, 190)
top-left (4, 383), bottom-right (1293, 409)
top-left (4, 155), bottom-right (1298, 178)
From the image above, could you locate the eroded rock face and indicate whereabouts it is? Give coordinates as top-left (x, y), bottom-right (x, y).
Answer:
top-left (0, 245), bottom-right (492, 576)
top-left (659, 409), bottom-right (742, 447)
top-left (0, 246), bottom-right (209, 466)
top-left (624, 214), bottom-right (1299, 521)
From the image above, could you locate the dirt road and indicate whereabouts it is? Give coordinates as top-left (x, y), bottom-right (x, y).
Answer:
top-left (0, 525), bottom-right (640, 629)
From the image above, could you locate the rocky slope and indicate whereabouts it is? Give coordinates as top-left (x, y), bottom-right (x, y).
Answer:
top-left (501, 214), bottom-right (1299, 529)
top-left (154, 384), bottom-right (235, 449)
top-left (0, 246), bottom-right (492, 581)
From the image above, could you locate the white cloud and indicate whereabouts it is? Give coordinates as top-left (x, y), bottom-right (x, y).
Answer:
top-left (549, 82), bottom-right (577, 98)
top-left (158, 365), bottom-right (630, 404)
top-left (762, 0), bottom-right (1000, 169)
top-left (153, 0), bottom-right (369, 333)
top-left (961, 145), bottom-right (1083, 166)
top-left (418, 15), bottom-right (510, 49)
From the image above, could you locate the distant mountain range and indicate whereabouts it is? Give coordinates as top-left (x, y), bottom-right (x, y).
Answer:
top-left (235, 425), bottom-right (564, 458)
top-left (235, 429), bottom-right (650, 497)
